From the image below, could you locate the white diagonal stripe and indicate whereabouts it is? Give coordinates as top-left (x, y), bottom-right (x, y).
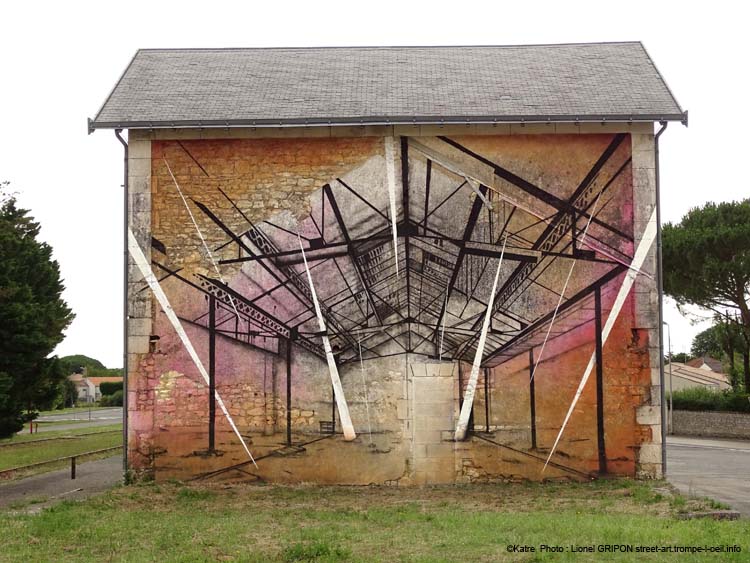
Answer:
top-left (454, 236), bottom-right (507, 440)
top-left (298, 235), bottom-right (356, 441)
top-left (385, 136), bottom-right (400, 280)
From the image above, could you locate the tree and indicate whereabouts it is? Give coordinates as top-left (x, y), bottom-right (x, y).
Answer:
top-left (59, 354), bottom-right (105, 375)
top-left (59, 377), bottom-right (78, 408)
top-left (691, 321), bottom-right (746, 390)
top-left (0, 183), bottom-right (74, 437)
top-left (691, 325), bottom-right (724, 359)
top-left (663, 199), bottom-right (750, 390)
top-left (668, 352), bottom-right (692, 364)
top-left (59, 354), bottom-right (121, 377)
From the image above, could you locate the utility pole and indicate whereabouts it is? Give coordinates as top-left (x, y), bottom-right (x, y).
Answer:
top-left (663, 321), bottom-right (673, 434)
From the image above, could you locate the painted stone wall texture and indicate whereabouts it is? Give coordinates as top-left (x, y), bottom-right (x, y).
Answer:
top-left (127, 132), bottom-right (658, 484)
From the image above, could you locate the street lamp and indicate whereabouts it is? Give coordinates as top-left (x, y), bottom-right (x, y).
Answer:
top-left (663, 321), bottom-right (673, 434)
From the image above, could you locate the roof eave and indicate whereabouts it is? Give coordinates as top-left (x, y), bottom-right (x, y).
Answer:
top-left (88, 112), bottom-right (689, 134)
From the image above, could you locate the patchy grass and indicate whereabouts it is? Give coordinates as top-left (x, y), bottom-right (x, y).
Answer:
top-left (0, 479), bottom-right (746, 562)
top-left (282, 540), bottom-right (352, 562)
top-left (6, 497), bottom-right (49, 511)
top-left (0, 428), bottom-right (122, 478)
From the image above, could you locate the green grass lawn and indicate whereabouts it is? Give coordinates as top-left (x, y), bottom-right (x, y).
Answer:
top-left (1, 479), bottom-right (746, 562)
top-left (0, 424), bottom-right (122, 445)
top-left (0, 426), bottom-right (122, 477)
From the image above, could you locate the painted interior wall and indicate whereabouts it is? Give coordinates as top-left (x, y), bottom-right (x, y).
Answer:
top-left (126, 128), bottom-right (661, 483)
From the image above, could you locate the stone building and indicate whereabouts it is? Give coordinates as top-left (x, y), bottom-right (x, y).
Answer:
top-left (89, 43), bottom-right (686, 483)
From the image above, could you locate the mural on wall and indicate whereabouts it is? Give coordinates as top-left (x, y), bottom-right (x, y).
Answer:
top-left (129, 132), bottom-right (653, 484)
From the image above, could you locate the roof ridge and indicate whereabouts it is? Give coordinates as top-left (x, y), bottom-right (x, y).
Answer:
top-left (134, 41), bottom-right (643, 53)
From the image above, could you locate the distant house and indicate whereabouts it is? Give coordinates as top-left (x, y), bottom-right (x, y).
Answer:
top-left (69, 374), bottom-right (94, 403)
top-left (68, 374), bottom-right (123, 403)
top-left (667, 362), bottom-right (731, 392)
top-left (686, 356), bottom-right (724, 373)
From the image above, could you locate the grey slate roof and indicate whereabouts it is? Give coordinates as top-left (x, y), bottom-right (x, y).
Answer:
top-left (89, 42), bottom-right (686, 132)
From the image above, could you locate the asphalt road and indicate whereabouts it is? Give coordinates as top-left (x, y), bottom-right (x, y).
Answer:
top-left (0, 455), bottom-right (122, 513)
top-left (667, 435), bottom-right (750, 516)
top-left (34, 407), bottom-right (123, 433)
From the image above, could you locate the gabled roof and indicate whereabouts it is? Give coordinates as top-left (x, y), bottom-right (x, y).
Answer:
top-left (669, 362), bottom-right (730, 388)
top-left (686, 356), bottom-right (724, 373)
top-left (89, 42), bottom-right (686, 132)
top-left (85, 377), bottom-right (124, 385)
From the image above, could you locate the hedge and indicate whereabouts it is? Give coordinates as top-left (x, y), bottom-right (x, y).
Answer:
top-left (99, 381), bottom-right (123, 396)
top-left (670, 387), bottom-right (750, 413)
top-left (100, 390), bottom-right (123, 407)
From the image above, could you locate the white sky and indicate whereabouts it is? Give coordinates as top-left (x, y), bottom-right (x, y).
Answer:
top-left (1, 1), bottom-right (746, 368)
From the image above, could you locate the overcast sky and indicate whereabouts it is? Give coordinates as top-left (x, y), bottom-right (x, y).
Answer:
top-left (1, 1), bottom-right (745, 367)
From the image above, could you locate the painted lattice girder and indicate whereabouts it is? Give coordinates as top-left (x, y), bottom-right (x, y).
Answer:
top-left (170, 135), bottom-right (634, 367)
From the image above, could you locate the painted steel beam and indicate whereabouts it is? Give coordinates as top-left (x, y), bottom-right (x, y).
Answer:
top-left (194, 198), bottom-right (358, 351)
top-left (481, 264), bottom-right (626, 364)
top-left (529, 348), bottom-right (537, 450)
top-left (423, 160), bottom-right (432, 235)
top-left (222, 233), bottom-right (604, 268)
top-left (151, 260), bottom-right (301, 357)
top-left (594, 286), bottom-right (607, 474)
top-left (323, 184), bottom-right (384, 325)
top-left (197, 274), bottom-right (325, 359)
top-left (286, 336), bottom-right (293, 446)
top-left (455, 137), bottom-right (632, 357)
top-left (431, 183), bottom-right (489, 343)
top-left (437, 136), bottom-right (631, 241)
top-left (402, 137), bottom-right (412, 323)
top-left (208, 295), bottom-right (216, 452)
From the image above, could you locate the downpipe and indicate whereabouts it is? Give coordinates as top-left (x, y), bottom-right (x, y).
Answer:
top-left (654, 121), bottom-right (668, 476)
top-left (115, 129), bottom-right (128, 477)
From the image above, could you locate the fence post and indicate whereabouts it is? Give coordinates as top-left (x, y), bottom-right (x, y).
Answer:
top-left (71, 456), bottom-right (76, 480)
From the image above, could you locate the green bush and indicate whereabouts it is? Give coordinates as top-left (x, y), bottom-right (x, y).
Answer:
top-left (99, 381), bottom-right (123, 396)
top-left (99, 390), bottom-right (123, 407)
top-left (670, 387), bottom-right (750, 413)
